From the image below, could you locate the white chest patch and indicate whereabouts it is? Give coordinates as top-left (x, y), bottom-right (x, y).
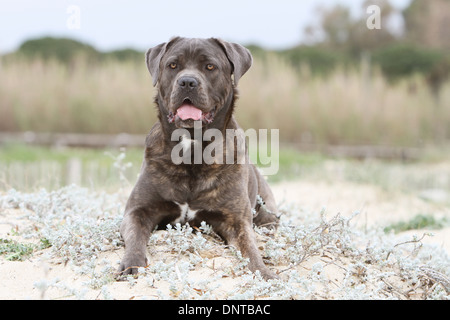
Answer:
top-left (173, 201), bottom-right (198, 224)
top-left (180, 134), bottom-right (198, 150)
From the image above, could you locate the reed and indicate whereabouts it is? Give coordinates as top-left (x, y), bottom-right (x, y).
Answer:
top-left (1, 56), bottom-right (449, 146)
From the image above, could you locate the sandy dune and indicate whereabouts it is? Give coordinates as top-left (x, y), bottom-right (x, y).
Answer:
top-left (0, 179), bottom-right (449, 300)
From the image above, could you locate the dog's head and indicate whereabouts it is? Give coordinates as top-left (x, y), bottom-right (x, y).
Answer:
top-left (146, 37), bottom-right (252, 128)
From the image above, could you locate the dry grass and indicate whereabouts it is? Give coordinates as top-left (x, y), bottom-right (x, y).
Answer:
top-left (237, 55), bottom-right (450, 145)
top-left (1, 56), bottom-right (449, 146)
top-left (0, 58), bottom-right (156, 134)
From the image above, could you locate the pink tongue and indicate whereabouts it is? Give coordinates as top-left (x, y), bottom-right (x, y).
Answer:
top-left (177, 105), bottom-right (203, 121)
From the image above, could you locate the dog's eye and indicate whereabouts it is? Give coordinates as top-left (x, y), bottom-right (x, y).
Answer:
top-left (169, 63), bottom-right (177, 69)
top-left (206, 64), bottom-right (215, 71)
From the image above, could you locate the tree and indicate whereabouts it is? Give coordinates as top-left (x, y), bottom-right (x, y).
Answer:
top-left (18, 37), bottom-right (99, 63)
top-left (403, 0), bottom-right (450, 50)
top-left (303, 0), bottom-right (398, 57)
top-left (347, 0), bottom-right (397, 56)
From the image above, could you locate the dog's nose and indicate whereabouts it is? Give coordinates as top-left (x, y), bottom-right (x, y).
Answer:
top-left (177, 76), bottom-right (199, 89)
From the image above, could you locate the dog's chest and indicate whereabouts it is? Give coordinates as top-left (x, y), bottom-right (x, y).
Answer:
top-left (172, 201), bottom-right (199, 225)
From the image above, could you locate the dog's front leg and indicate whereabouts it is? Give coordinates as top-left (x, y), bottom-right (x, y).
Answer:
top-left (117, 207), bottom-right (155, 277)
top-left (117, 199), bottom-right (181, 278)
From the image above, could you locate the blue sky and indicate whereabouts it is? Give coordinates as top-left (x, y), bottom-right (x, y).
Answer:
top-left (0, 0), bottom-right (411, 53)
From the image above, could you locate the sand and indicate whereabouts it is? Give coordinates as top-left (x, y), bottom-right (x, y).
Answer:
top-left (0, 179), bottom-right (449, 300)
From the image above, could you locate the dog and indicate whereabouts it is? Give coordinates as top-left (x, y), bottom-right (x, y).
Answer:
top-left (117, 37), bottom-right (279, 280)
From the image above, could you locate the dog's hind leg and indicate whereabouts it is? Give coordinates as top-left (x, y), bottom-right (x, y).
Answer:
top-left (252, 170), bottom-right (280, 229)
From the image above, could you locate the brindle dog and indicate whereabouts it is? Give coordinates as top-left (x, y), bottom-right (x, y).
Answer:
top-left (118, 37), bottom-right (279, 280)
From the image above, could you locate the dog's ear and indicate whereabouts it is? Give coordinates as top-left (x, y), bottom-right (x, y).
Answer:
top-left (213, 38), bottom-right (253, 85)
top-left (145, 37), bottom-right (180, 87)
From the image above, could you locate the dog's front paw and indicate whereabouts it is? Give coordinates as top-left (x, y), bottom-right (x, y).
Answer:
top-left (258, 267), bottom-right (280, 280)
top-left (253, 210), bottom-right (280, 230)
top-left (116, 254), bottom-right (148, 279)
top-left (249, 261), bottom-right (280, 280)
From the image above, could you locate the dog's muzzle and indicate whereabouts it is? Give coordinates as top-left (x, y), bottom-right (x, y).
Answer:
top-left (168, 99), bottom-right (216, 124)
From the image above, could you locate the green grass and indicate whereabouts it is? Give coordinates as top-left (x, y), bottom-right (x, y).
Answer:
top-left (0, 238), bottom-right (35, 261)
top-left (0, 143), bottom-right (143, 164)
top-left (1, 144), bottom-right (450, 194)
top-left (269, 148), bottom-right (325, 182)
top-left (0, 237), bottom-right (52, 261)
top-left (384, 214), bottom-right (448, 234)
top-left (0, 144), bottom-right (144, 191)
top-left (0, 144), bottom-right (327, 189)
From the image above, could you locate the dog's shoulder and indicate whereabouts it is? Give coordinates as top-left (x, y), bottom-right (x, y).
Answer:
top-left (145, 122), bottom-right (162, 145)
top-left (144, 122), bottom-right (166, 158)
